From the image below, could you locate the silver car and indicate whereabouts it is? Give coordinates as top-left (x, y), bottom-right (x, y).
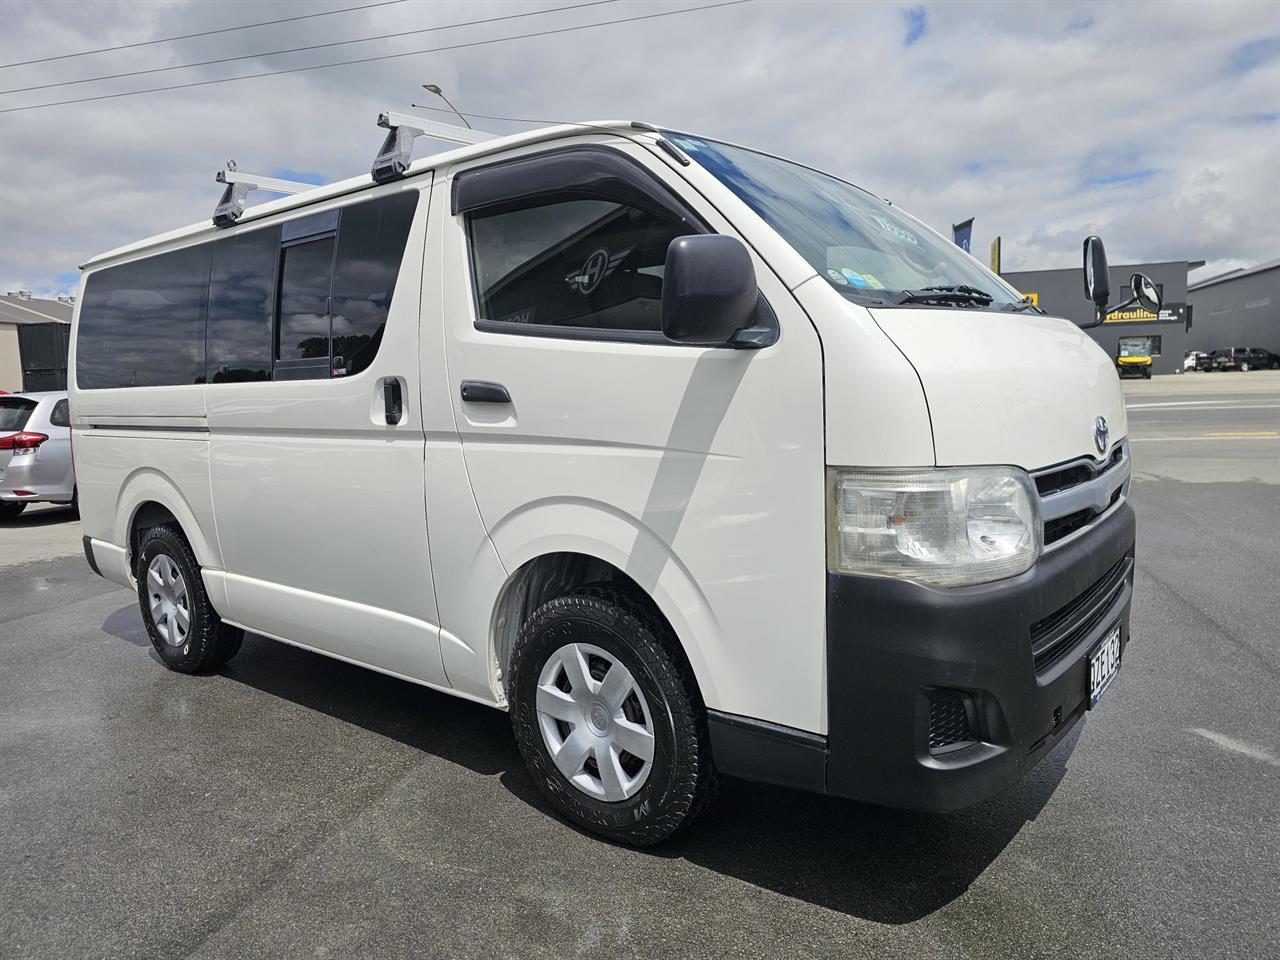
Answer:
top-left (0, 391), bottom-right (75, 519)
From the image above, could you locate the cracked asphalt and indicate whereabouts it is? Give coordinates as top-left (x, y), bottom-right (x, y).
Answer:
top-left (1, 373), bottom-right (1277, 959)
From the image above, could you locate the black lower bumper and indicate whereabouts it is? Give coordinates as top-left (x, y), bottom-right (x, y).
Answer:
top-left (708, 500), bottom-right (1136, 811)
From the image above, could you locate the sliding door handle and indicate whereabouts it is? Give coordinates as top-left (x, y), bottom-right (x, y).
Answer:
top-left (460, 380), bottom-right (511, 404)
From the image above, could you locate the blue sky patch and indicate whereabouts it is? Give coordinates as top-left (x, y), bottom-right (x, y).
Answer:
top-left (903, 6), bottom-right (927, 46)
top-left (1084, 168), bottom-right (1157, 188)
top-left (1228, 36), bottom-right (1280, 74)
top-left (270, 168), bottom-right (328, 187)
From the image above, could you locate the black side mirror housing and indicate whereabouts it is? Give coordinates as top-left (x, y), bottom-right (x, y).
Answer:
top-left (1083, 235), bottom-right (1110, 316)
top-left (662, 235), bottom-right (775, 348)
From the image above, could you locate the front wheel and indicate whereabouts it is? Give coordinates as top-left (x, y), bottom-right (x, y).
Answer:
top-left (509, 588), bottom-right (716, 846)
top-left (1241, 362), bottom-right (1251, 371)
top-left (1144, 368), bottom-right (1152, 379)
top-left (137, 524), bottom-right (243, 673)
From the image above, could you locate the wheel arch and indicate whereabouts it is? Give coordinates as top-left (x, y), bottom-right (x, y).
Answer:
top-left (488, 542), bottom-right (721, 714)
top-left (115, 468), bottom-right (220, 576)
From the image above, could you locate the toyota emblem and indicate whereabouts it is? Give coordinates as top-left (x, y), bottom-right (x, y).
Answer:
top-left (1094, 415), bottom-right (1109, 455)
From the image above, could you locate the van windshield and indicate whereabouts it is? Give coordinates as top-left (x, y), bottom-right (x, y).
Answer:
top-left (667, 134), bottom-right (1021, 308)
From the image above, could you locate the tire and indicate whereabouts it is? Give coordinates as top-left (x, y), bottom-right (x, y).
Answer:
top-left (0, 501), bottom-right (26, 520)
top-left (509, 586), bottom-right (716, 846)
top-left (1241, 362), bottom-right (1251, 372)
top-left (137, 524), bottom-right (242, 674)
top-left (69, 487), bottom-right (79, 516)
top-left (1144, 368), bottom-right (1152, 379)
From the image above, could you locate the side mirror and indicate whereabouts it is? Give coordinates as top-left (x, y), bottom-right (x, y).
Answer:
top-left (1131, 272), bottom-right (1162, 314)
top-left (1083, 235), bottom-right (1110, 315)
top-left (662, 235), bottom-right (773, 348)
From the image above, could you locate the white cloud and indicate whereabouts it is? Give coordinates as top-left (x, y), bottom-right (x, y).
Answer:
top-left (1, 0), bottom-right (1277, 298)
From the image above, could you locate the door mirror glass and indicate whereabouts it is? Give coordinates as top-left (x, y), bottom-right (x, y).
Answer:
top-left (661, 235), bottom-right (763, 347)
top-left (1082, 235), bottom-right (1110, 309)
top-left (1131, 272), bottom-right (1162, 314)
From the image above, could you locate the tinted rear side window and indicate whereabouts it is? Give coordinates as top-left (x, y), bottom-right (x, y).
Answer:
top-left (77, 244), bottom-right (213, 389)
top-left (0, 398), bottom-right (36, 431)
top-left (49, 399), bottom-right (70, 427)
top-left (207, 224), bottom-right (280, 382)
top-left (331, 192), bottom-right (417, 376)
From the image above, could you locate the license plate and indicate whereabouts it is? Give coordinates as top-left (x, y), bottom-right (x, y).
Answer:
top-left (1088, 623), bottom-right (1122, 708)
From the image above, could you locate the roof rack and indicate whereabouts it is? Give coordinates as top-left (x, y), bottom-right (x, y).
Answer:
top-left (213, 165), bottom-right (316, 227)
top-left (371, 111), bottom-right (495, 183)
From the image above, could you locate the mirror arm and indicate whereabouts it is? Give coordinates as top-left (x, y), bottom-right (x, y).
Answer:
top-left (1103, 295), bottom-right (1139, 318)
top-left (726, 325), bottom-right (776, 349)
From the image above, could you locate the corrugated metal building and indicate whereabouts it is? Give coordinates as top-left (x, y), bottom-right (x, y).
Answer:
top-left (0, 294), bottom-right (74, 392)
top-left (1186, 258), bottom-right (1280, 354)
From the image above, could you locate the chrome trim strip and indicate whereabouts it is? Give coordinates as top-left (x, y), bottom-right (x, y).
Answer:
top-left (1037, 440), bottom-right (1131, 553)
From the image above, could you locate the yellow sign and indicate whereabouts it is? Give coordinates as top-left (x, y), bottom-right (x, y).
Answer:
top-left (1023, 291), bottom-right (1039, 306)
top-left (1103, 308), bottom-right (1159, 323)
top-left (989, 236), bottom-right (1001, 274)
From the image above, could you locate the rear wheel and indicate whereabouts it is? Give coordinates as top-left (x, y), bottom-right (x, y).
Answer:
top-left (137, 524), bottom-right (242, 673)
top-left (0, 501), bottom-right (26, 520)
top-left (1241, 361), bottom-right (1251, 371)
top-left (509, 587), bottom-right (716, 846)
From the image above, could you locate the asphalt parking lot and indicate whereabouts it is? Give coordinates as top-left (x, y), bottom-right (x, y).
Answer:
top-left (2, 373), bottom-right (1277, 960)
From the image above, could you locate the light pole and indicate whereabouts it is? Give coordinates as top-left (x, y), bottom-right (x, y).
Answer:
top-left (411, 83), bottom-right (471, 129)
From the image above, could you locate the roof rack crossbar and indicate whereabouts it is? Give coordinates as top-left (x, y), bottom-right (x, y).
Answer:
top-left (212, 167), bottom-right (317, 227)
top-left (371, 110), bottom-right (496, 183)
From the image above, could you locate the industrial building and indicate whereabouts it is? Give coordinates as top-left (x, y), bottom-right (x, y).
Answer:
top-left (1001, 260), bottom-right (1201, 376)
top-left (0, 293), bottom-right (73, 392)
top-left (1186, 257), bottom-right (1280, 354)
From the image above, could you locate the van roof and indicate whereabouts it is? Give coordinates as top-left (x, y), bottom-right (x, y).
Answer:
top-left (82, 120), bottom-right (652, 271)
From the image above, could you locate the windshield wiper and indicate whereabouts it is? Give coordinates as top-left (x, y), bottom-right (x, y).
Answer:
top-left (892, 284), bottom-right (994, 307)
top-left (1003, 297), bottom-right (1044, 314)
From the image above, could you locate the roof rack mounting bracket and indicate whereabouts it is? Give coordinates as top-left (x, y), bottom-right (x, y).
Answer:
top-left (212, 167), bottom-right (316, 227)
top-left (371, 110), bottom-right (496, 183)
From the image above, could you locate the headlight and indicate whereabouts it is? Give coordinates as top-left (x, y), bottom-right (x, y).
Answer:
top-left (827, 466), bottom-right (1041, 587)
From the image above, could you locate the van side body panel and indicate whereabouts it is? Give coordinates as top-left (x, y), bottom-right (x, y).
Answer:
top-left (434, 138), bottom-right (829, 734)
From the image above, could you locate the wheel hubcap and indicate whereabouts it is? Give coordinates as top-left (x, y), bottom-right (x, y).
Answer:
top-left (535, 642), bottom-right (655, 802)
top-left (147, 554), bottom-right (190, 647)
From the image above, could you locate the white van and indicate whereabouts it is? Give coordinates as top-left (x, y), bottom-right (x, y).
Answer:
top-left (70, 122), bottom-right (1142, 845)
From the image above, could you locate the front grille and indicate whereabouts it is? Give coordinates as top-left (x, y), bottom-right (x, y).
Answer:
top-left (928, 689), bottom-right (976, 753)
top-left (1035, 445), bottom-right (1124, 498)
top-left (1029, 554), bottom-right (1132, 675)
top-left (1044, 487), bottom-right (1123, 545)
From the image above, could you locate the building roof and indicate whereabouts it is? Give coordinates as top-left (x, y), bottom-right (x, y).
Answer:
top-left (0, 295), bottom-right (73, 326)
top-left (1187, 256), bottom-right (1280, 292)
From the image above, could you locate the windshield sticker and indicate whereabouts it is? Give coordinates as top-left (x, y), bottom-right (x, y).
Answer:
top-left (860, 273), bottom-right (886, 289)
top-left (826, 268), bottom-right (849, 285)
top-left (866, 214), bottom-right (919, 246)
top-left (840, 268), bottom-right (868, 287)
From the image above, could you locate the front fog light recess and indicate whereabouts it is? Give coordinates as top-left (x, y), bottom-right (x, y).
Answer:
top-left (827, 466), bottom-right (1041, 586)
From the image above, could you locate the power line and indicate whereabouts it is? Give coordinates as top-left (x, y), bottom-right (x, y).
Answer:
top-left (0, 0), bottom-right (750, 115)
top-left (1, 0), bottom-right (622, 95)
top-left (0, 0), bottom-right (411, 69)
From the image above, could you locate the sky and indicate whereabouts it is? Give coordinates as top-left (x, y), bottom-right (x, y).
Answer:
top-left (0, 0), bottom-right (1277, 299)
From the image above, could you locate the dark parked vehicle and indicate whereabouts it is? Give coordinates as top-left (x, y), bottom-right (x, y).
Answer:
top-left (1213, 347), bottom-right (1278, 371)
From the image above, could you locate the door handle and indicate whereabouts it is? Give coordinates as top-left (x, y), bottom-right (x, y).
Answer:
top-left (383, 378), bottom-right (403, 424)
top-left (460, 380), bottom-right (511, 404)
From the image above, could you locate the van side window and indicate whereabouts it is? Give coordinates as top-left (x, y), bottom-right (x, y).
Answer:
top-left (332, 191), bottom-right (418, 376)
top-left (76, 243), bottom-right (213, 389)
top-left (49, 399), bottom-right (71, 427)
top-left (276, 235), bottom-right (337, 380)
top-left (468, 199), bottom-right (692, 334)
top-left (75, 191), bottom-right (419, 390)
top-left (207, 225), bottom-right (280, 383)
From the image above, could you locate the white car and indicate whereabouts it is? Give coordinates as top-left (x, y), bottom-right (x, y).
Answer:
top-left (1184, 350), bottom-right (1211, 372)
top-left (0, 391), bottom-right (74, 519)
top-left (69, 121), bottom-right (1136, 845)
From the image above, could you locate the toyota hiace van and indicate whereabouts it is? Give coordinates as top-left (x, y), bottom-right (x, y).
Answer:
top-left (70, 121), bottom-right (1145, 844)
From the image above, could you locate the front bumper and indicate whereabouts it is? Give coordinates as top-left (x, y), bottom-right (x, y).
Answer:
top-left (708, 500), bottom-right (1136, 811)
